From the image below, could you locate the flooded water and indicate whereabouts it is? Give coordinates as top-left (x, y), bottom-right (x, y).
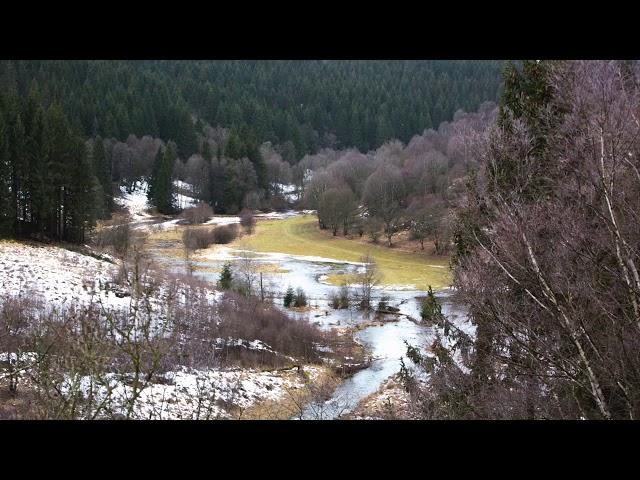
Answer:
top-left (300, 294), bottom-right (467, 419)
top-left (148, 213), bottom-right (470, 419)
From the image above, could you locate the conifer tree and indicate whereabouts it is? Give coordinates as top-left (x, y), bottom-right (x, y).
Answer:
top-left (283, 286), bottom-right (295, 308)
top-left (0, 108), bottom-right (12, 236)
top-left (148, 142), bottom-right (176, 214)
top-left (218, 262), bottom-right (233, 290)
top-left (92, 136), bottom-right (112, 217)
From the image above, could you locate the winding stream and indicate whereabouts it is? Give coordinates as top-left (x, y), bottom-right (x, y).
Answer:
top-left (148, 213), bottom-right (470, 419)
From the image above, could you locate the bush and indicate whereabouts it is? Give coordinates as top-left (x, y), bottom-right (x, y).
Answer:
top-left (377, 295), bottom-right (390, 312)
top-left (93, 215), bottom-right (131, 258)
top-left (182, 202), bottom-right (213, 224)
top-left (216, 292), bottom-right (325, 364)
top-left (212, 224), bottom-right (238, 244)
top-left (329, 284), bottom-right (350, 309)
top-left (182, 224), bottom-right (238, 251)
top-left (182, 227), bottom-right (213, 250)
top-left (239, 208), bottom-right (256, 234)
top-left (293, 288), bottom-right (307, 308)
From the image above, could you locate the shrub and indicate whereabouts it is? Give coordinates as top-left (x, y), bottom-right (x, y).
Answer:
top-left (329, 284), bottom-right (350, 309)
top-left (182, 202), bottom-right (213, 224)
top-left (216, 292), bottom-right (325, 364)
top-left (239, 208), bottom-right (256, 234)
top-left (93, 214), bottom-right (131, 258)
top-left (183, 225), bottom-right (238, 251)
top-left (182, 227), bottom-right (213, 250)
top-left (293, 287), bottom-right (307, 308)
top-left (212, 224), bottom-right (238, 244)
top-left (377, 295), bottom-right (390, 312)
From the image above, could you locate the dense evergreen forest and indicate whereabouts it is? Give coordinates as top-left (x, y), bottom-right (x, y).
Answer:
top-left (0, 60), bottom-right (504, 241)
top-left (0, 60), bottom-right (503, 158)
top-left (0, 90), bottom-right (102, 242)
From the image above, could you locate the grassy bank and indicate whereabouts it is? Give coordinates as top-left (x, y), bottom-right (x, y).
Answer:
top-left (234, 214), bottom-right (451, 290)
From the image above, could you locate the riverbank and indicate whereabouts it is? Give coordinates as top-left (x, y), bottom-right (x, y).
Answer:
top-left (230, 214), bottom-right (451, 290)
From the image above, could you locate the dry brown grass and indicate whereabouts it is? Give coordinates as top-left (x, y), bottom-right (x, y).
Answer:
top-left (237, 366), bottom-right (338, 420)
top-left (345, 374), bottom-right (412, 419)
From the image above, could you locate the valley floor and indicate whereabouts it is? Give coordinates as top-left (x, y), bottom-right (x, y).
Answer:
top-left (229, 214), bottom-right (451, 290)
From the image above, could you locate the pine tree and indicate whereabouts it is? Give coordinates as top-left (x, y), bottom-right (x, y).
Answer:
top-left (0, 106), bottom-right (12, 236)
top-left (6, 94), bottom-right (25, 237)
top-left (148, 146), bottom-right (163, 204)
top-left (493, 60), bottom-right (559, 200)
top-left (283, 286), bottom-right (295, 308)
top-left (420, 286), bottom-right (444, 324)
top-left (218, 262), bottom-right (233, 290)
top-left (65, 137), bottom-right (97, 243)
top-left (148, 142), bottom-right (176, 214)
top-left (92, 136), bottom-right (112, 217)
top-left (201, 140), bottom-right (212, 162)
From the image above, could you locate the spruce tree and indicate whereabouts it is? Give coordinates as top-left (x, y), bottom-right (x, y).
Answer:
top-left (283, 286), bottom-right (295, 308)
top-left (0, 107), bottom-right (12, 236)
top-left (420, 286), bottom-right (444, 324)
top-left (92, 136), bottom-right (112, 217)
top-left (218, 262), bottom-right (233, 290)
top-left (148, 142), bottom-right (176, 214)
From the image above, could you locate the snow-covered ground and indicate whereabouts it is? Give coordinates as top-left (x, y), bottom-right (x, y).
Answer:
top-left (254, 209), bottom-right (315, 220)
top-left (0, 240), bottom-right (129, 309)
top-left (273, 183), bottom-right (299, 202)
top-left (204, 216), bottom-right (241, 226)
top-left (115, 179), bottom-right (198, 219)
top-left (174, 180), bottom-right (198, 210)
top-left (58, 365), bottom-right (322, 420)
top-left (0, 239), bottom-right (323, 419)
top-left (0, 240), bottom-right (221, 314)
top-left (115, 181), bottom-right (151, 220)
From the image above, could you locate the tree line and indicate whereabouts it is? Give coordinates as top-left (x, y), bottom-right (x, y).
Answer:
top-left (0, 60), bottom-right (503, 160)
top-left (301, 102), bottom-right (497, 252)
top-left (0, 89), bottom-right (108, 243)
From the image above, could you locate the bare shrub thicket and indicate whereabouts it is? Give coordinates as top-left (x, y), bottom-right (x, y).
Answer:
top-left (212, 224), bottom-right (238, 244)
top-left (182, 227), bottom-right (212, 251)
top-left (239, 208), bottom-right (256, 234)
top-left (356, 253), bottom-right (380, 310)
top-left (215, 292), bottom-right (323, 365)
top-left (182, 224), bottom-right (238, 251)
top-left (330, 283), bottom-right (350, 309)
top-left (182, 202), bottom-right (213, 224)
top-left (0, 249), bottom-right (329, 418)
top-left (93, 214), bottom-right (132, 258)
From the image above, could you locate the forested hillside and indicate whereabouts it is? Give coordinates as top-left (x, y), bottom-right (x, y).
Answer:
top-left (0, 91), bottom-right (100, 242)
top-left (0, 60), bottom-right (504, 235)
top-left (0, 60), bottom-right (503, 158)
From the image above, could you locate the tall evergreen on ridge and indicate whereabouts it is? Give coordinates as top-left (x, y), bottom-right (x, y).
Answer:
top-left (0, 105), bottom-right (12, 236)
top-left (492, 60), bottom-right (560, 200)
top-left (0, 90), bottom-right (100, 243)
top-left (91, 136), bottom-right (113, 217)
top-left (148, 142), bottom-right (176, 214)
